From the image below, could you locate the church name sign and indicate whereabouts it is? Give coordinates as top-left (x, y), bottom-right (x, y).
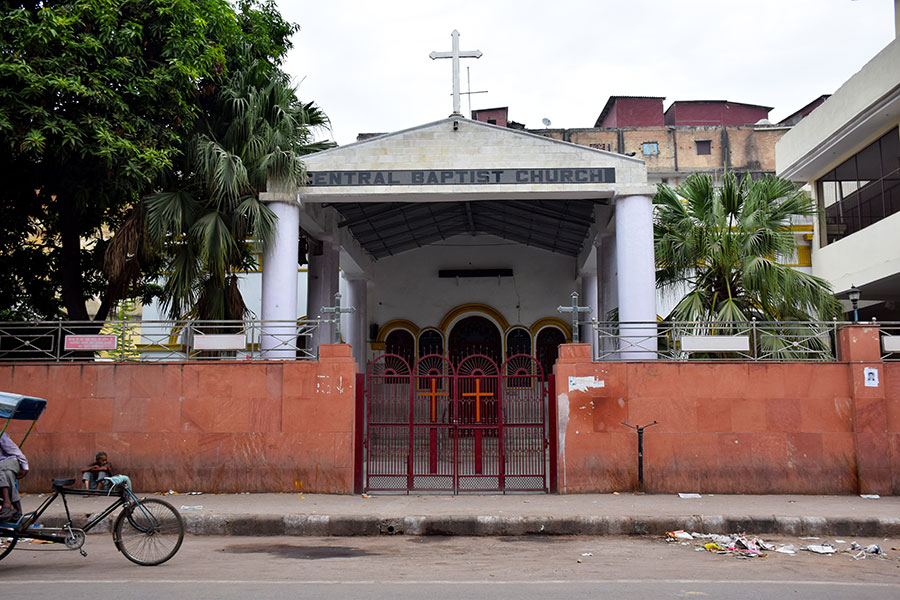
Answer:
top-left (307, 168), bottom-right (615, 187)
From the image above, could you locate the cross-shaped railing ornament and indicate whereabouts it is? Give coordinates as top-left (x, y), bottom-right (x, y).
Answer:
top-left (557, 291), bottom-right (592, 343)
top-left (321, 292), bottom-right (355, 344)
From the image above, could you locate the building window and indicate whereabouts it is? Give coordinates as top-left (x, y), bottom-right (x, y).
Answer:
top-left (695, 140), bottom-right (712, 155)
top-left (385, 329), bottom-right (415, 368)
top-left (505, 327), bottom-right (532, 359)
top-left (816, 127), bottom-right (900, 245)
top-left (642, 142), bottom-right (658, 155)
top-left (535, 327), bottom-right (566, 378)
top-left (487, 119), bottom-right (497, 125)
top-left (418, 329), bottom-right (444, 358)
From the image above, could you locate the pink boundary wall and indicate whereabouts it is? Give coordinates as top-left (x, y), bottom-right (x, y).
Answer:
top-left (554, 326), bottom-right (900, 495)
top-left (0, 344), bottom-right (357, 494)
top-left (1, 328), bottom-right (897, 495)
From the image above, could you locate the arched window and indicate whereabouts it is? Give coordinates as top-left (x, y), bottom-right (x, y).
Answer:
top-left (536, 327), bottom-right (566, 377)
top-left (448, 316), bottom-right (502, 364)
top-left (418, 329), bottom-right (444, 358)
top-left (505, 327), bottom-right (532, 359)
top-left (385, 329), bottom-right (415, 368)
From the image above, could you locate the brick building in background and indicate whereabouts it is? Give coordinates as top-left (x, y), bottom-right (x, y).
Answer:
top-left (468, 96), bottom-right (825, 273)
top-left (472, 96), bottom-right (827, 187)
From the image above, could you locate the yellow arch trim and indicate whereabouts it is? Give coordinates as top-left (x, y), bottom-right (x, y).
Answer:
top-left (373, 319), bottom-right (420, 351)
top-left (417, 326), bottom-right (445, 341)
top-left (438, 304), bottom-right (510, 333)
top-left (530, 317), bottom-right (572, 342)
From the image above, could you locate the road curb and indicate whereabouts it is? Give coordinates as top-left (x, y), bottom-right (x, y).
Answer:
top-left (174, 514), bottom-right (900, 537)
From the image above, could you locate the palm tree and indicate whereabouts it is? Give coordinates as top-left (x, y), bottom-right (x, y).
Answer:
top-left (654, 172), bottom-right (840, 356)
top-left (108, 57), bottom-right (333, 322)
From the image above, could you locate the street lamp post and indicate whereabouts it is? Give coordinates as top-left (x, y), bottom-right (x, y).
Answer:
top-left (848, 285), bottom-right (860, 323)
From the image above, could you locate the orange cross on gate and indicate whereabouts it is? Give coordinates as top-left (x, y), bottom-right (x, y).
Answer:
top-left (462, 378), bottom-right (493, 423)
top-left (418, 377), bottom-right (448, 422)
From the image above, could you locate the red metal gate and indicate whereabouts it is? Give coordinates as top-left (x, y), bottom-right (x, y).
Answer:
top-left (364, 353), bottom-right (550, 493)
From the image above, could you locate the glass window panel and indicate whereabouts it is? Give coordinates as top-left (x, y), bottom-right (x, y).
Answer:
top-left (817, 128), bottom-right (900, 244)
top-left (857, 139), bottom-right (882, 182)
top-left (818, 175), bottom-right (840, 208)
top-left (881, 127), bottom-right (900, 178)
top-left (834, 154), bottom-right (858, 182)
top-left (840, 180), bottom-right (860, 199)
top-left (857, 183), bottom-right (884, 225)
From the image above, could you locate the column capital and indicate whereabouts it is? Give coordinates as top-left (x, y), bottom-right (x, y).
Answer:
top-left (612, 186), bottom-right (657, 201)
top-left (259, 191), bottom-right (300, 205)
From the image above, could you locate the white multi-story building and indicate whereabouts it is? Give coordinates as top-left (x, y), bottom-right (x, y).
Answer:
top-left (776, 1), bottom-right (900, 321)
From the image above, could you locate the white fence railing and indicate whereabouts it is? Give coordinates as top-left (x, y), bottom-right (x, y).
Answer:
top-left (1, 319), bottom-right (897, 363)
top-left (0, 319), bottom-right (328, 362)
top-left (592, 320), bottom-right (900, 362)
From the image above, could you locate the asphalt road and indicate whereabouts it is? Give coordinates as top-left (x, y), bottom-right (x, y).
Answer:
top-left (2, 534), bottom-right (900, 599)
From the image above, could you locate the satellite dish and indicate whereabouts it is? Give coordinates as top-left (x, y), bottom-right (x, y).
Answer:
top-left (541, 118), bottom-right (552, 127)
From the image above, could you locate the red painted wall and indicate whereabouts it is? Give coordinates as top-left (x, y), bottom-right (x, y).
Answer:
top-left (0, 345), bottom-right (358, 494)
top-left (3, 330), bottom-right (897, 496)
top-left (665, 101), bottom-right (770, 126)
top-left (599, 98), bottom-right (664, 127)
top-left (554, 327), bottom-right (899, 495)
top-left (472, 107), bottom-right (508, 127)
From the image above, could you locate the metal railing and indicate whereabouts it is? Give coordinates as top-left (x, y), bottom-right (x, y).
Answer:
top-left (881, 323), bottom-right (900, 361)
top-left (0, 319), bottom-right (326, 362)
top-left (1, 318), bottom-right (897, 363)
top-left (592, 320), bottom-right (900, 362)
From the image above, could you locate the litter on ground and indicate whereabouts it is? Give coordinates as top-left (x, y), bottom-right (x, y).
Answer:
top-left (664, 531), bottom-right (895, 562)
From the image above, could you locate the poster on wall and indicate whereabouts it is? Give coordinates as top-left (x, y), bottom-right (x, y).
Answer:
top-left (864, 367), bottom-right (879, 387)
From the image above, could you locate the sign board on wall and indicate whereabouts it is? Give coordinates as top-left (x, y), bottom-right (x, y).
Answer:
top-left (64, 335), bottom-right (118, 350)
top-left (307, 168), bottom-right (616, 187)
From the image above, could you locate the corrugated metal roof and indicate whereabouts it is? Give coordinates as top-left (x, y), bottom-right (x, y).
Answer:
top-left (334, 199), bottom-right (603, 259)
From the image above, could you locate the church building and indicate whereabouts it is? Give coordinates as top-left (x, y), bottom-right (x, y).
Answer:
top-left (258, 115), bottom-right (660, 370)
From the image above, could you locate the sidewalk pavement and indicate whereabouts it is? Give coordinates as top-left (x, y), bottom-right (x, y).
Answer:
top-left (22, 492), bottom-right (900, 538)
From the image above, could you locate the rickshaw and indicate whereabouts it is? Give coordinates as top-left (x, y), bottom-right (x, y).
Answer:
top-left (0, 391), bottom-right (184, 566)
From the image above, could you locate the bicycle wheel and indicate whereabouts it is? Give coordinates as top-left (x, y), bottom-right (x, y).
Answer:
top-left (0, 534), bottom-right (16, 561)
top-left (113, 498), bottom-right (184, 566)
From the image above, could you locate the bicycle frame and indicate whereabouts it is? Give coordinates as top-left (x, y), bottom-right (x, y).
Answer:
top-left (3, 483), bottom-right (135, 545)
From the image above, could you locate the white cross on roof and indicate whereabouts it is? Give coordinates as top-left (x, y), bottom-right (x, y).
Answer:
top-left (430, 30), bottom-right (482, 117)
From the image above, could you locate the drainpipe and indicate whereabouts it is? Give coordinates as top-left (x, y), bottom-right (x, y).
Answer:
top-left (671, 127), bottom-right (678, 173)
top-left (721, 128), bottom-right (730, 170)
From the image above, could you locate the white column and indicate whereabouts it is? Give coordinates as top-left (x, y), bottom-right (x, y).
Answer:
top-left (260, 200), bottom-right (300, 359)
top-left (580, 270), bottom-right (598, 356)
top-left (615, 194), bottom-right (658, 359)
top-left (307, 240), bottom-right (340, 351)
top-left (597, 235), bottom-right (618, 357)
top-left (344, 276), bottom-right (368, 368)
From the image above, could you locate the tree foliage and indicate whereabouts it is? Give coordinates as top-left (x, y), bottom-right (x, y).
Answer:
top-left (654, 172), bottom-right (841, 323)
top-left (124, 53), bottom-right (333, 321)
top-left (0, 0), bottom-right (302, 321)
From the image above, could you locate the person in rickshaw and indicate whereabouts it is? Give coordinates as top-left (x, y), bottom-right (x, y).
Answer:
top-left (0, 431), bottom-right (28, 521)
